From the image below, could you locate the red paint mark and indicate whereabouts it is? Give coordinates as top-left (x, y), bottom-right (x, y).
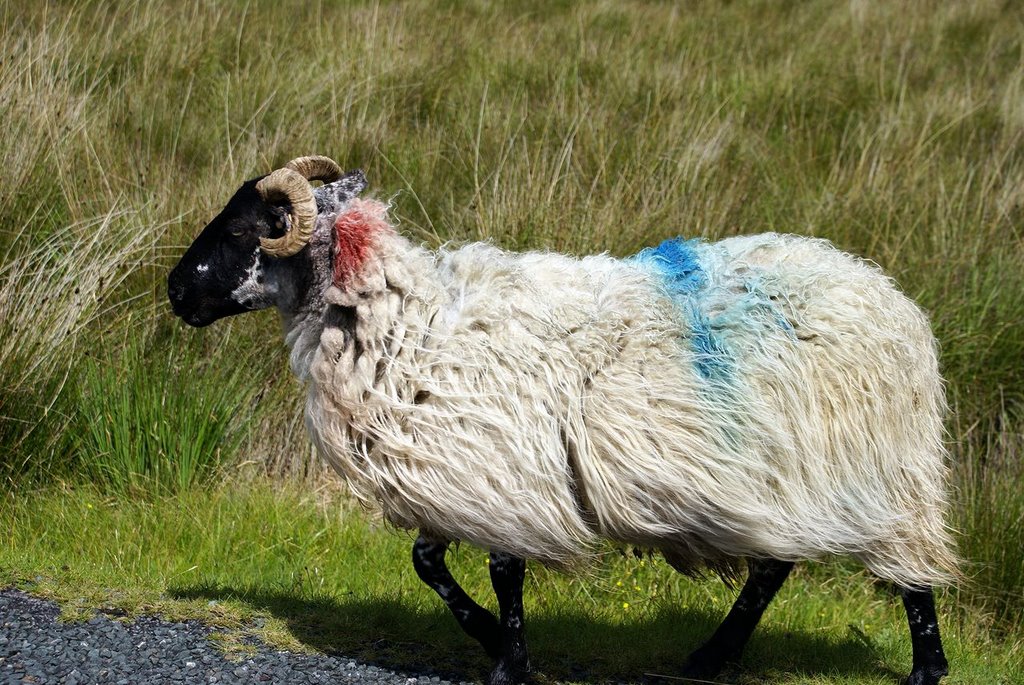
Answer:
top-left (332, 199), bottom-right (390, 286)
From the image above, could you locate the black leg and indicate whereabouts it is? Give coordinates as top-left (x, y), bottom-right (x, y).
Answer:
top-left (681, 558), bottom-right (794, 679)
top-left (487, 552), bottom-right (531, 685)
top-left (412, 534), bottom-right (501, 659)
top-left (900, 587), bottom-right (948, 685)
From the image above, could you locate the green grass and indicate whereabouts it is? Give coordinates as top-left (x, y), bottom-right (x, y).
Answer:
top-left (1, 0), bottom-right (1023, 681)
top-left (1, 482), bottom-right (1020, 684)
top-left (67, 326), bottom-right (256, 493)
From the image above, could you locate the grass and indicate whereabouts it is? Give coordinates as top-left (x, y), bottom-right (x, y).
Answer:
top-left (67, 325), bottom-right (256, 493)
top-left (1, 481), bottom-right (1020, 684)
top-left (0, 0), bottom-right (1022, 681)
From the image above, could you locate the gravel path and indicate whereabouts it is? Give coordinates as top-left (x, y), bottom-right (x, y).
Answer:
top-left (0, 589), bottom-right (473, 685)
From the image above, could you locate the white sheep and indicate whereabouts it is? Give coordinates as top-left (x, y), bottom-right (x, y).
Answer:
top-left (169, 156), bottom-right (957, 685)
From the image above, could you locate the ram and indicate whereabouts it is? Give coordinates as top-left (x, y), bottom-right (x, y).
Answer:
top-left (168, 156), bottom-right (957, 685)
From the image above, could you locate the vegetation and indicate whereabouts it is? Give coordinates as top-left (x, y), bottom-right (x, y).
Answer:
top-left (1, 0), bottom-right (1021, 682)
top-left (2, 482), bottom-right (1020, 684)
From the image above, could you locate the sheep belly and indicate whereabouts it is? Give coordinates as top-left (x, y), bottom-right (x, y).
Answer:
top-left (305, 233), bottom-right (956, 587)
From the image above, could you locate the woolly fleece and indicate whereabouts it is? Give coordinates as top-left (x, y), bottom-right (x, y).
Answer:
top-left (294, 200), bottom-right (957, 588)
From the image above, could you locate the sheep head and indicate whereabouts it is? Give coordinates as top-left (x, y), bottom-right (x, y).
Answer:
top-left (168, 156), bottom-right (366, 327)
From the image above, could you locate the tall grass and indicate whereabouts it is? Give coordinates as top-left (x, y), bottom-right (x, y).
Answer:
top-left (67, 326), bottom-right (258, 493)
top-left (955, 415), bottom-right (1024, 633)
top-left (0, 0), bottom-right (1021, 633)
top-left (0, 208), bottom-right (160, 477)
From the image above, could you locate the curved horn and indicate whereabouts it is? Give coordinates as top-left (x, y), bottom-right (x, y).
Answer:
top-left (285, 155), bottom-right (342, 183)
top-left (255, 168), bottom-right (317, 258)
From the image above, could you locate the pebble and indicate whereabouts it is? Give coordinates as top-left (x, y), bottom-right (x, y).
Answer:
top-left (0, 589), bottom-right (480, 685)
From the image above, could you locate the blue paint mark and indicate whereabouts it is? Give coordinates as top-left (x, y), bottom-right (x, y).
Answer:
top-left (688, 306), bottom-right (729, 381)
top-left (633, 238), bottom-right (728, 381)
top-left (633, 238), bottom-right (706, 297)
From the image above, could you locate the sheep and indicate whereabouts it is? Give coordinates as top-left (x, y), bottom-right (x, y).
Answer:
top-left (168, 155), bottom-right (958, 685)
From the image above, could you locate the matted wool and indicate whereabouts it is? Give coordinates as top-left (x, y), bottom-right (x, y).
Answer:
top-left (290, 200), bottom-right (956, 588)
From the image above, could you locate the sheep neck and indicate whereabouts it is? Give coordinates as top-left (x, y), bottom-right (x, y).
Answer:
top-left (276, 212), bottom-right (442, 387)
top-left (274, 218), bottom-right (336, 381)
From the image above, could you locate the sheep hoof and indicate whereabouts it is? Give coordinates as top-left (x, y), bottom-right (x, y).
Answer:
top-left (679, 644), bottom-right (729, 680)
top-left (486, 663), bottom-right (520, 685)
top-left (679, 661), bottom-right (723, 681)
top-left (486, 654), bottom-right (531, 685)
top-left (904, 663), bottom-right (949, 685)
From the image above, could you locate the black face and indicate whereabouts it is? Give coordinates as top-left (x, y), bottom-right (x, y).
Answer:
top-left (168, 178), bottom-right (287, 327)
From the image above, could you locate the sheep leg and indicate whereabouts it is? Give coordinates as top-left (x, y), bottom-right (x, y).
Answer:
top-left (412, 534), bottom-right (501, 659)
top-left (900, 587), bottom-right (948, 685)
top-left (487, 552), bottom-right (531, 685)
top-left (680, 558), bottom-right (794, 679)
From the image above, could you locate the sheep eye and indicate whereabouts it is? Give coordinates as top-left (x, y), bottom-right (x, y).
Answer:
top-left (228, 224), bottom-right (247, 238)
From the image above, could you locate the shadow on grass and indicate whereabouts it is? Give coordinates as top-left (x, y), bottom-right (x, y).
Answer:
top-left (169, 583), bottom-right (900, 684)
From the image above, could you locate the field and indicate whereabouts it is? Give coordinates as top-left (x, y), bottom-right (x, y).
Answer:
top-left (1, 1), bottom-right (1022, 683)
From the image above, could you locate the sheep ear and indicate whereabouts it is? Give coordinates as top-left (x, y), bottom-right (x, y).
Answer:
top-left (315, 169), bottom-right (367, 210)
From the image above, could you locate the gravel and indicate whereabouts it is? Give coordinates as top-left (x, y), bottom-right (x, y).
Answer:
top-left (0, 589), bottom-right (476, 685)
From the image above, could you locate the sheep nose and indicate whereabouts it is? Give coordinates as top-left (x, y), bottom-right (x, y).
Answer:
top-left (167, 274), bottom-right (186, 304)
